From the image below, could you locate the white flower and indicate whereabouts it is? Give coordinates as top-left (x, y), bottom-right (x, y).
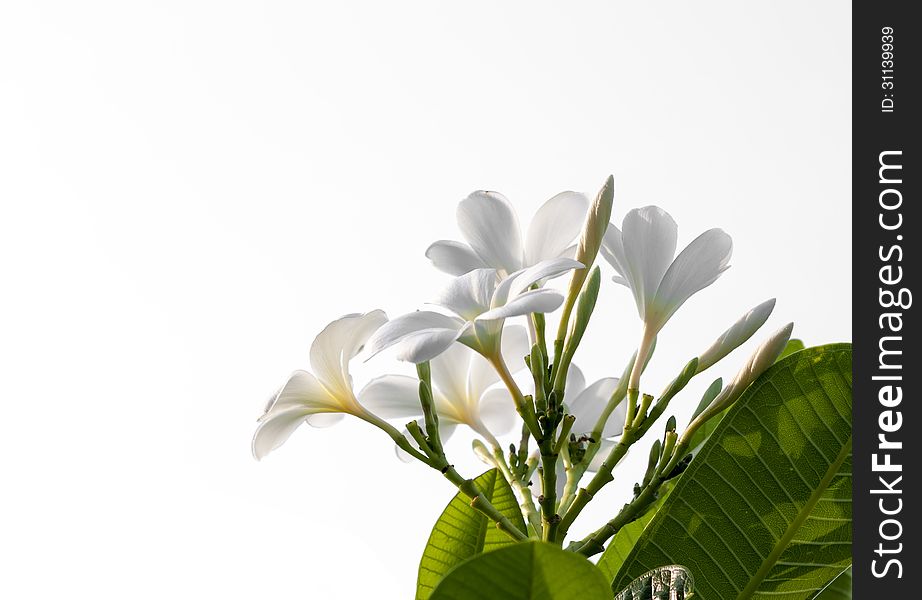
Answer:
top-left (361, 326), bottom-right (530, 454)
top-left (601, 206), bottom-right (733, 336)
top-left (252, 310), bottom-right (389, 460)
top-left (366, 257), bottom-right (583, 363)
top-left (426, 190), bottom-right (589, 276)
top-left (696, 298), bottom-right (776, 373)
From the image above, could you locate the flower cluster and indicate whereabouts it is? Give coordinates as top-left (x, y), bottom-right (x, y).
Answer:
top-left (253, 176), bottom-right (792, 545)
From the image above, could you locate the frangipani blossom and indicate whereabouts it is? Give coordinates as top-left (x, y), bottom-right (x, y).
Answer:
top-left (601, 206), bottom-right (733, 336)
top-left (366, 257), bottom-right (583, 364)
top-left (253, 311), bottom-right (393, 460)
top-left (361, 326), bottom-right (530, 455)
top-left (426, 190), bottom-right (589, 276)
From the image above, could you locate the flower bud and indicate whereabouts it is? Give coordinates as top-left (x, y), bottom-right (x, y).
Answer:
top-left (696, 299), bottom-right (775, 373)
top-left (472, 439), bottom-right (493, 464)
top-left (706, 322), bottom-right (794, 416)
top-left (573, 175), bottom-right (615, 271)
top-left (563, 176), bottom-right (614, 306)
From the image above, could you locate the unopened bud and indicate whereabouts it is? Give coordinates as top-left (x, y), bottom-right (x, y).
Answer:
top-left (471, 439), bottom-right (492, 464)
top-left (570, 176), bottom-right (615, 293)
top-left (697, 299), bottom-right (776, 373)
top-left (704, 322), bottom-right (794, 418)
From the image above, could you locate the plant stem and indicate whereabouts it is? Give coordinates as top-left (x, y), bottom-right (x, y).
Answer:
top-left (552, 415), bottom-right (576, 457)
top-left (557, 461), bottom-right (586, 514)
top-left (625, 327), bottom-right (656, 428)
top-left (491, 355), bottom-right (541, 439)
top-left (492, 446), bottom-right (541, 537)
top-left (441, 465), bottom-right (529, 542)
top-left (367, 415), bottom-right (433, 465)
top-left (572, 474), bottom-right (663, 557)
top-left (556, 431), bottom-right (635, 540)
top-left (382, 416), bottom-right (529, 542)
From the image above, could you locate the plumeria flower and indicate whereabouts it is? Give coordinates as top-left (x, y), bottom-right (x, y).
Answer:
top-left (360, 326), bottom-right (530, 456)
top-left (602, 206), bottom-right (733, 336)
top-left (426, 190), bottom-right (589, 276)
top-left (366, 257), bottom-right (583, 364)
top-left (253, 310), bottom-right (396, 460)
top-left (601, 206), bottom-right (732, 389)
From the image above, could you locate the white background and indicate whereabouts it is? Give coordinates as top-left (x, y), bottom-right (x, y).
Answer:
top-left (1, 2), bottom-right (850, 598)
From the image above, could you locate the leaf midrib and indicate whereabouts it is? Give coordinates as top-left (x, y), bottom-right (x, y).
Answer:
top-left (736, 435), bottom-right (853, 600)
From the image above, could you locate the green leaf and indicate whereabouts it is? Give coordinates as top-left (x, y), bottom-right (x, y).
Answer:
top-left (778, 338), bottom-right (806, 361)
top-left (430, 541), bottom-right (611, 600)
top-left (597, 481), bottom-right (675, 582)
top-left (416, 469), bottom-right (527, 600)
top-left (813, 567), bottom-right (851, 599)
top-left (611, 344), bottom-right (852, 600)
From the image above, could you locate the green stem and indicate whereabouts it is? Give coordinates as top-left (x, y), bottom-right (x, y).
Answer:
top-left (367, 415), bottom-right (432, 465)
top-left (491, 355), bottom-right (541, 439)
top-left (557, 461), bottom-right (586, 514)
top-left (442, 465), bottom-right (529, 542)
top-left (572, 474), bottom-right (664, 557)
top-left (377, 415), bottom-right (529, 542)
top-left (557, 434), bottom-right (632, 540)
top-left (491, 447), bottom-right (541, 537)
top-left (552, 415), bottom-right (576, 456)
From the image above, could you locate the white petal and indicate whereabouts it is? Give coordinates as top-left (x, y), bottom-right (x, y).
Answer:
top-left (478, 388), bottom-right (518, 436)
top-left (477, 288), bottom-right (564, 321)
top-left (434, 269), bottom-right (498, 320)
top-left (500, 324), bottom-right (531, 374)
top-left (565, 364), bottom-right (587, 399)
top-left (600, 225), bottom-right (629, 279)
top-left (524, 191), bottom-right (590, 265)
top-left (425, 240), bottom-right (488, 276)
top-left (264, 370), bottom-right (338, 414)
top-left (252, 406), bottom-right (317, 460)
top-left (431, 342), bottom-right (475, 405)
top-left (309, 311), bottom-right (387, 397)
top-left (466, 353), bottom-right (499, 402)
top-left (603, 397), bottom-right (628, 439)
top-left (457, 191), bottom-right (524, 273)
top-left (304, 413), bottom-right (345, 428)
top-left (697, 298), bottom-right (775, 372)
top-left (567, 377), bottom-right (621, 437)
top-left (621, 207), bottom-right (678, 319)
top-left (366, 311), bottom-right (463, 358)
top-left (357, 375), bottom-right (422, 418)
top-left (397, 328), bottom-right (466, 363)
top-left (587, 439), bottom-right (619, 472)
top-left (648, 228), bottom-right (732, 332)
top-left (491, 258), bottom-right (584, 307)
top-left (558, 244), bottom-right (578, 260)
